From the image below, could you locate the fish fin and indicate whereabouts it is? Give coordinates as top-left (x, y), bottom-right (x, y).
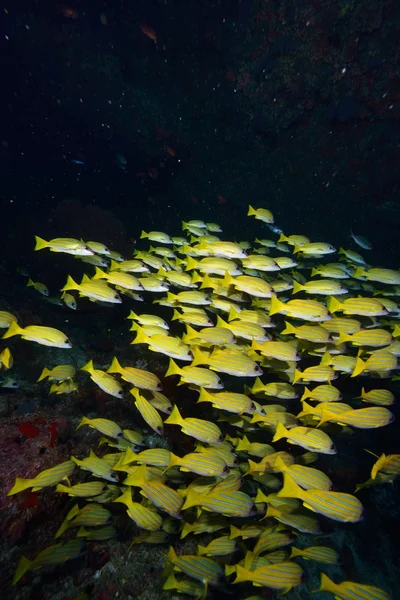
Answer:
top-left (34, 235), bottom-right (49, 251)
top-left (81, 360), bottom-right (94, 373)
top-left (181, 488), bottom-right (202, 510)
top-left (12, 556), bottom-right (33, 585)
top-left (37, 367), bottom-right (50, 382)
top-left (292, 280), bottom-right (303, 294)
top-left (184, 256), bottom-right (197, 272)
top-left (371, 454), bottom-right (387, 480)
top-left (107, 356), bottom-right (122, 374)
top-left (140, 230), bottom-right (149, 239)
top-left (197, 387), bottom-right (213, 404)
top-left (7, 477), bottom-right (36, 496)
top-left (76, 416), bottom-right (90, 430)
top-left (326, 296), bottom-right (342, 314)
top-left (233, 564), bottom-right (252, 584)
top-left (171, 309), bottom-right (182, 321)
top-left (269, 294), bottom-right (285, 316)
top-left (197, 545), bottom-right (206, 556)
top-left (318, 573), bottom-right (337, 593)
top-left (351, 356), bottom-right (366, 378)
top-left (277, 470), bottom-right (303, 500)
top-left (131, 326), bottom-right (151, 345)
top-left (61, 275), bottom-right (80, 292)
top-left (272, 421), bottom-right (289, 443)
top-left (2, 320), bottom-right (23, 340)
top-left (190, 347), bottom-right (208, 367)
top-left (247, 205), bottom-right (256, 216)
top-left (199, 274), bottom-right (215, 289)
top-left (164, 405), bottom-right (183, 426)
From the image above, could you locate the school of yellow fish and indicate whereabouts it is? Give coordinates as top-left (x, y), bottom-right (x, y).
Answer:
top-left (2, 205), bottom-right (399, 598)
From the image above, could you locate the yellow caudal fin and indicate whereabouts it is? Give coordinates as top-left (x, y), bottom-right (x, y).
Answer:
top-left (326, 296), bottom-right (342, 314)
top-left (171, 309), bottom-right (182, 322)
top-left (197, 545), bottom-right (207, 556)
top-left (61, 275), bottom-right (80, 292)
top-left (351, 356), bottom-right (366, 378)
top-left (7, 477), bottom-right (36, 496)
top-left (163, 573), bottom-right (179, 590)
top-left (113, 488), bottom-right (134, 508)
top-left (27, 278), bottom-right (35, 288)
top-left (164, 404), bottom-right (184, 427)
top-left (277, 471), bottom-right (303, 500)
top-left (197, 387), bottom-right (214, 404)
top-left (184, 256), bottom-right (197, 272)
top-left (216, 315), bottom-right (229, 328)
top-left (320, 352), bottom-right (332, 366)
top-left (311, 267), bottom-right (320, 277)
top-left (183, 324), bottom-right (199, 340)
top-left (107, 356), bottom-right (123, 374)
top-left (127, 310), bottom-right (139, 320)
top-left (190, 347), bottom-right (208, 367)
top-left (250, 377), bottom-right (264, 394)
top-left (34, 235), bottom-right (49, 251)
top-left (92, 267), bottom-right (107, 280)
top-left (281, 321), bottom-right (297, 335)
top-left (76, 526), bottom-right (88, 538)
top-left (37, 367), bottom-right (50, 382)
top-left (81, 360), bottom-right (95, 373)
top-left (76, 416), bottom-right (90, 430)
top-left (278, 233), bottom-right (289, 244)
top-left (166, 292), bottom-right (178, 304)
top-left (191, 271), bottom-right (202, 285)
top-left (317, 407), bottom-right (336, 428)
top-left (12, 556), bottom-right (33, 585)
top-left (199, 274), bottom-right (215, 290)
top-left (297, 400), bottom-right (316, 419)
top-left (292, 369), bottom-right (303, 385)
top-left (337, 332), bottom-right (351, 346)
top-left (236, 435), bottom-right (250, 452)
top-left (167, 545), bottom-right (178, 564)
top-left (180, 521), bottom-right (194, 539)
top-left (300, 386), bottom-right (312, 401)
top-left (55, 483), bottom-right (71, 493)
top-left (181, 488), bottom-right (202, 510)
top-left (165, 358), bottom-right (182, 378)
top-left (131, 326), bottom-right (151, 345)
top-left (292, 280), bottom-right (303, 295)
top-left (354, 267), bottom-right (367, 279)
top-left (247, 205), bottom-right (256, 216)
top-left (233, 564), bottom-right (253, 584)
top-left (318, 573), bottom-right (337, 594)
top-left (269, 294), bottom-right (285, 316)
top-left (371, 454), bottom-right (387, 480)
top-left (290, 547), bottom-right (302, 558)
top-left (272, 421), bottom-right (289, 443)
top-left (222, 271), bottom-right (234, 288)
top-left (2, 320), bottom-right (24, 340)
top-left (140, 230), bottom-right (149, 239)
top-left (228, 306), bottom-right (241, 322)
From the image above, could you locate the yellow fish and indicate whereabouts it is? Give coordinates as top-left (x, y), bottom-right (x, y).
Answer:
top-left (3, 321), bottom-right (71, 348)
top-left (247, 205), bottom-right (274, 224)
top-left (81, 360), bottom-right (123, 398)
top-left (317, 573), bottom-right (390, 600)
top-left (165, 405), bottom-right (222, 444)
top-left (34, 236), bottom-right (94, 255)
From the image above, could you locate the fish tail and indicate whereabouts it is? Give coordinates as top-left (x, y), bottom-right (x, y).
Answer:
top-left (107, 356), bottom-right (122, 374)
top-left (300, 387), bottom-right (311, 401)
top-left (171, 309), bottom-right (181, 322)
top-left (272, 421), bottom-right (289, 443)
top-left (290, 547), bottom-right (302, 558)
top-left (228, 306), bottom-right (240, 321)
top-left (278, 471), bottom-right (303, 500)
top-left (278, 233), bottom-right (289, 244)
top-left (55, 483), bottom-right (70, 493)
top-left (233, 564), bottom-right (252, 584)
top-left (140, 230), bottom-right (149, 239)
top-left (81, 360), bottom-right (94, 373)
top-left (326, 296), bottom-right (342, 314)
top-left (61, 275), bottom-right (80, 292)
top-left (247, 205), bottom-right (256, 216)
top-left (191, 347), bottom-right (208, 367)
top-left (197, 387), bottom-right (213, 404)
top-left (281, 321), bottom-right (297, 335)
top-left (163, 573), bottom-right (178, 590)
top-left (197, 545), bottom-right (207, 556)
top-left (229, 525), bottom-right (240, 539)
top-left (320, 352), bottom-right (332, 366)
top-left (184, 256), bottom-right (197, 272)
top-left (55, 517), bottom-right (70, 538)
top-left (371, 454), bottom-right (387, 480)
top-left (269, 294), bottom-right (285, 316)
top-left (12, 556), bottom-right (33, 585)
top-left (311, 267), bottom-right (319, 277)
top-left (318, 573), bottom-right (336, 594)
top-left (76, 527), bottom-right (88, 538)
top-left (292, 369), bottom-right (303, 384)
top-left (167, 545), bottom-right (178, 562)
top-left (354, 267), bottom-right (367, 278)
top-left (180, 522), bottom-right (194, 538)
top-left (7, 477), bottom-right (36, 496)
top-left (26, 278), bottom-right (35, 288)
top-left (2, 320), bottom-right (23, 340)
top-left (165, 358), bottom-right (182, 378)
top-left (76, 416), bottom-right (90, 430)
top-left (181, 488), bottom-right (201, 510)
top-left (337, 332), bottom-right (351, 346)
top-left (37, 367), bottom-right (50, 382)
top-left (222, 271), bottom-right (234, 288)
top-left (190, 271), bottom-right (202, 285)
top-left (292, 280), bottom-right (303, 294)
top-left (164, 405), bottom-right (183, 426)
top-left (92, 267), bottom-right (106, 280)
top-left (131, 326), bottom-right (150, 345)
top-left (351, 356), bottom-right (366, 378)
top-left (34, 235), bottom-right (49, 251)
top-left (199, 274), bottom-right (214, 289)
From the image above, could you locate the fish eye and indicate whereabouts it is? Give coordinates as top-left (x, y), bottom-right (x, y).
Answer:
top-left (157, 384), bottom-right (163, 391)
top-left (117, 432), bottom-right (123, 438)
top-left (111, 471), bottom-right (119, 482)
top-left (223, 465), bottom-right (229, 473)
top-left (65, 338), bottom-right (71, 345)
top-left (157, 427), bottom-right (163, 434)
top-left (254, 365), bottom-right (262, 372)
top-left (331, 444), bottom-right (337, 453)
top-left (218, 379), bottom-right (223, 386)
